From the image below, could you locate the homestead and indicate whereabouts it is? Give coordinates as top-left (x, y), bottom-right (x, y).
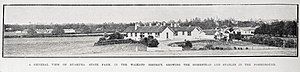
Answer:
top-left (123, 24), bottom-right (206, 41)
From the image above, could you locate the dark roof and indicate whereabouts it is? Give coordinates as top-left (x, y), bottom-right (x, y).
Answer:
top-left (123, 26), bottom-right (168, 33)
top-left (170, 27), bottom-right (200, 32)
top-left (202, 29), bottom-right (216, 35)
top-left (95, 27), bottom-right (125, 33)
top-left (123, 26), bottom-right (202, 33)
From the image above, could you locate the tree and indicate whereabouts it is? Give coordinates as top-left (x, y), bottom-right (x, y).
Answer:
top-left (147, 36), bottom-right (159, 47)
top-left (27, 28), bottom-right (37, 36)
top-left (52, 25), bottom-right (65, 35)
top-left (78, 24), bottom-right (92, 33)
top-left (108, 32), bottom-right (124, 39)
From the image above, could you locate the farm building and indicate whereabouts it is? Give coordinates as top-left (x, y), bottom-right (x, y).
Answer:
top-left (63, 29), bottom-right (76, 34)
top-left (27, 29), bottom-right (76, 34)
top-left (35, 29), bottom-right (53, 34)
top-left (95, 27), bottom-right (125, 33)
top-left (233, 27), bottom-right (257, 36)
top-left (15, 29), bottom-right (29, 33)
top-left (233, 27), bottom-right (258, 38)
top-left (122, 24), bottom-right (206, 41)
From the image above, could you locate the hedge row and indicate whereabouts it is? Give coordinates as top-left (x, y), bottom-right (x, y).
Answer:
top-left (94, 39), bottom-right (139, 46)
top-left (167, 40), bottom-right (217, 46)
top-left (243, 35), bottom-right (297, 48)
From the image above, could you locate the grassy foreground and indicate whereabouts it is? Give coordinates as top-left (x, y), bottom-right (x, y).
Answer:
top-left (3, 36), bottom-right (297, 57)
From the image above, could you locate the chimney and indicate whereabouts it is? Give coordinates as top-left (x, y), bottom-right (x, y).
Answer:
top-left (175, 23), bottom-right (179, 27)
top-left (135, 23), bottom-right (139, 30)
top-left (170, 23), bottom-right (173, 27)
top-left (149, 23), bottom-right (152, 26)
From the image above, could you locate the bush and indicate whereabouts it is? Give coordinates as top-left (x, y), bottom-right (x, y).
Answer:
top-left (52, 27), bottom-right (65, 35)
top-left (272, 38), bottom-right (284, 47)
top-left (245, 34), bottom-right (296, 48)
top-left (108, 32), bottom-right (124, 39)
top-left (285, 39), bottom-right (297, 48)
top-left (204, 44), bottom-right (214, 50)
top-left (148, 39), bottom-right (159, 47)
top-left (98, 37), bottom-right (106, 41)
top-left (27, 28), bottom-right (37, 36)
top-left (182, 41), bottom-right (193, 50)
top-left (94, 39), bottom-right (137, 46)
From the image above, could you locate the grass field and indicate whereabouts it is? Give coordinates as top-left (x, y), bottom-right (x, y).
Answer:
top-left (3, 36), bottom-right (297, 57)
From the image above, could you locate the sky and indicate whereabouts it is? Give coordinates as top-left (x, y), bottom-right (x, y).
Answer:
top-left (4, 5), bottom-right (298, 24)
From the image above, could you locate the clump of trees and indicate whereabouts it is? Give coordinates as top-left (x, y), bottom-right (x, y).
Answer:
top-left (51, 25), bottom-right (65, 35)
top-left (27, 28), bottom-right (37, 36)
top-left (254, 21), bottom-right (297, 37)
top-left (140, 36), bottom-right (159, 47)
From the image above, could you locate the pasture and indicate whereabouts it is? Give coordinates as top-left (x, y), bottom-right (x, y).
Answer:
top-left (3, 36), bottom-right (297, 57)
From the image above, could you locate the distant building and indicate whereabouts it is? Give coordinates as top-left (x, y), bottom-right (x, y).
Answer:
top-left (122, 23), bottom-right (205, 41)
top-left (95, 27), bottom-right (123, 33)
top-left (35, 29), bottom-right (53, 34)
top-left (63, 29), bottom-right (76, 34)
top-left (5, 28), bottom-right (12, 31)
top-left (233, 27), bottom-right (257, 36)
top-left (233, 27), bottom-right (258, 38)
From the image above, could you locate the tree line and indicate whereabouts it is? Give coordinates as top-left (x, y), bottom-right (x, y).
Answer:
top-left (4, 17), bottom-right (297, 34)
top-left (254, 21), bottom-right (297, 37)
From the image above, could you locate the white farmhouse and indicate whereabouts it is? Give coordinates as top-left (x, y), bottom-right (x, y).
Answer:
top-left (123, 24), bottom-right (205, 41)
top-left (233, 27), bottom-right (258, 38)
top-left (63, 29), bottom-right (76, 34)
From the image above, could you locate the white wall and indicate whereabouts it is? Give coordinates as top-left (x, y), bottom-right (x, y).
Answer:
top-left (159, 27), bottom-right (174, 40)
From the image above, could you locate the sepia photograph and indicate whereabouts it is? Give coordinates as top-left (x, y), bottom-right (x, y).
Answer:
top-left (2, 4), bottom-right (298, 57)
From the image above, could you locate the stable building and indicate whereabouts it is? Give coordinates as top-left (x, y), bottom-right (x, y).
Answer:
top-left (123, 24), bottom-right (205, 41)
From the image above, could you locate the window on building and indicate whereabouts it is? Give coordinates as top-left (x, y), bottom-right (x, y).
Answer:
top-left (148, 32), bottom-right (151, 35)
top-left (182, 31), bottom-right (185, 35)
top-left (135, 33), bottom-right (137, 37)
top-left (155, 33), bottom-right (160, 36)
top-left (188, 31), bottom-right (191, 36)
top-left (174, 31), bottom-right (178, 36)
top-left (130, 33), bottom-right (133, 37)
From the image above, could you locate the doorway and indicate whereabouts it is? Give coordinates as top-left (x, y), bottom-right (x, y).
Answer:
top-left (166, 32), bottom-right (169, 39)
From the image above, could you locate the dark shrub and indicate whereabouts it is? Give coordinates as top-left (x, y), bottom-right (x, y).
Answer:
top-left (182, 41), bottom-right (193, 50)
top-left (27, 28), bottom-right (37, 36)
top-left (52, 26), bottom-right (65, 35)
top-left (204, 44), bottom-right (214, 50)
top-left (285, 39), bottom-right (297, 48)
top-left (140, 37), bottom-right (148, 45)
top-left (108, 32), bottom-right (124, 39)
top-left (98, 37), bottom-right (106, 41)
top-left (273, 38), bottom-right (284, 47)
top-left (147, 38), bottom-right (159, 47)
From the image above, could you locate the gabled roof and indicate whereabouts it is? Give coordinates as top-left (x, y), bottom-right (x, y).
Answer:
top-left (170, 26), bottom-right (201, 32)
top-left (233, 27), bottom-right (257, 32)
top-left (123, 26), bottom-right (168, 33)
top-left (202, 29), bottom-right (216, 35)
top-left (95, 27), bottom-right (124, 33)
